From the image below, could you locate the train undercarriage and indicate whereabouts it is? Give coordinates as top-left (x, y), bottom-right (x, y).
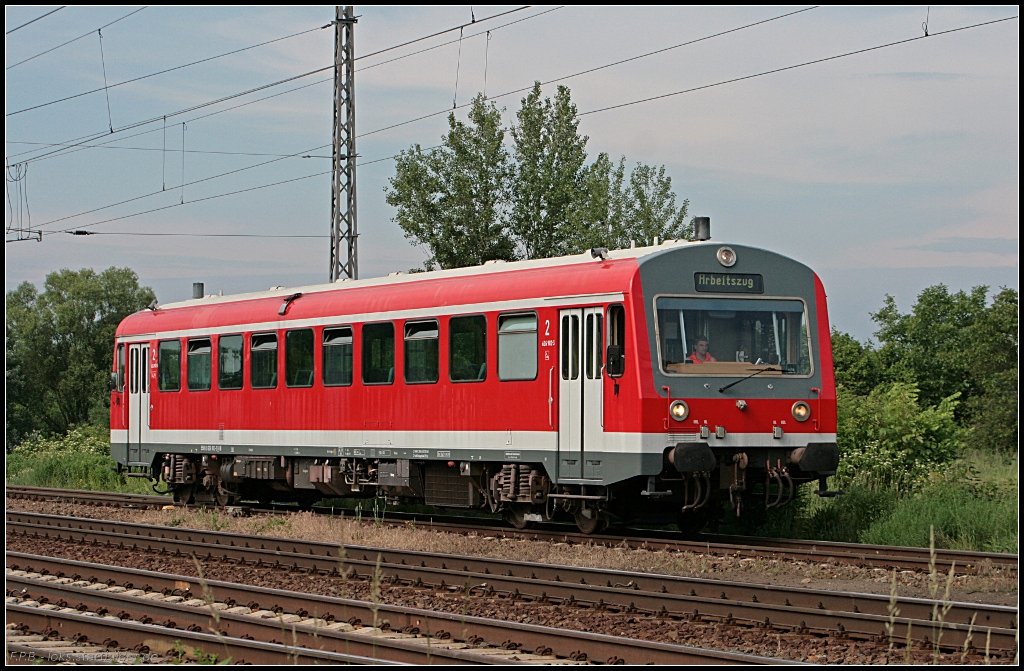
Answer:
top-left (144, 443), bottom-right (837, 535)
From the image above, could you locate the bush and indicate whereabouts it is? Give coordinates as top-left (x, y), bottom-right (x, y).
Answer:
top-left (6, 424), bottom-right (153, 494)
top-left (836, 382), bottom-right (963, 492)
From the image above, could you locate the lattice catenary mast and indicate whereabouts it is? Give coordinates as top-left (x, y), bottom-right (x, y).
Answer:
top-left (329, 6), bottom-right (358, 281)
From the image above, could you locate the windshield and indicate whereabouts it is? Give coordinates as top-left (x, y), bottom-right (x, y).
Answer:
top-left (655, 297), bottom-right (811, 376)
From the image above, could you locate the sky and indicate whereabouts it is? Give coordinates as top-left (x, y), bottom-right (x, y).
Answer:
top-left (4, 5), bottom-right (1019, 342)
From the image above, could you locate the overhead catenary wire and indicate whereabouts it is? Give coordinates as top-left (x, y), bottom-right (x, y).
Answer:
top-left (6, 6), bottom-right (562, 166)
top-left (5, 5), bottom-right (538, 169)
top-left (578, 15), bottom-right (1018, 117)
top-left (6, 20), bottom-right (330, 109)
top-left (6, 6), bottom-right (531, 119)
top-left (6, 6), bottom-right (66, 35)
top-left (6, 7), bottom-right (145, 70)
top-left (13, 8), bottom-right (994, 236)
top-left (9, 10), bottom-right (1016, 244)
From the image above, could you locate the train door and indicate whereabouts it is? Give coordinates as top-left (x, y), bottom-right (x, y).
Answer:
top-left (557, 307), bottom-right (604, 480)
top-left (126, 343), bottom-right (151, 464)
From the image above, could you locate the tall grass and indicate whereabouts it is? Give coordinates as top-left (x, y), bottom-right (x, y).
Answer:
top-left (5, 425), bottom-right (154, 495)
top-left (798, 450), bottom-right (1018, 551)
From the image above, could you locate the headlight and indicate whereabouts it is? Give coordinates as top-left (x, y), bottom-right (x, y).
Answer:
top-left (791, 401), bottom-right (811, 422)
top-left (716, 246), bottom-right (737, 267)
top-left (669, 400), bottom-right (689, 421)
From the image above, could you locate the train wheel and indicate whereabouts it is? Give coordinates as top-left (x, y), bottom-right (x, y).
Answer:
top-left (574, 509), bottom-right (607, 535)
top-left (213, 486), bottom-right (236, 507)
top-left (502, 504), bottom-right (529, 529)
top-left (172, 484), bottom-right (196, 505)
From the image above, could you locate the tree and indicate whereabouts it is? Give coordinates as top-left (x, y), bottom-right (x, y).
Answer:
top-left (5, 267), bottom-right (155, 446)
top-left (571, 152), bottom-right (628, 252)
top-left (830, 329), bottom-right (885, 396)
top-left (963, 287), bottom-right (1018, 452)
top-left (387, 84), bottom-right (693, 269)
top-left (870, 284), bottom-right (1018, 452)
top-left (616, 163), bottom-right (692, 247)
top-left (509, 83), bottom-right (589, 260)
top-left (385, 93), bottom-right (515, 270)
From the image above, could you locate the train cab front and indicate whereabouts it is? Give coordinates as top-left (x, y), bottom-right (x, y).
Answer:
top-left (639, 243), bottom-right (840, 528)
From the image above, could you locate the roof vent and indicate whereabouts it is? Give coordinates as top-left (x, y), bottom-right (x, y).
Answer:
top-left (192, 282), bottom-right (204, 299)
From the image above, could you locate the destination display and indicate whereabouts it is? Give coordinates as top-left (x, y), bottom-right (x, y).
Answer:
top-left (693, 272), bottom-right (764, 293)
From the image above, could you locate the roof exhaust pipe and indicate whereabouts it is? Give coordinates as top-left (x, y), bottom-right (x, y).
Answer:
top-left (694, 216), bottom-right (711, 241)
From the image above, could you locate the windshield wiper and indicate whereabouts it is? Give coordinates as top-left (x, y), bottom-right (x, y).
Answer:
top-left (718, 366), bottom-right (782, 393)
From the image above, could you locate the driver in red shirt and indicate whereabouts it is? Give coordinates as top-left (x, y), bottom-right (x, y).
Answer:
top-left (687, 336), bottom-right (717, 364)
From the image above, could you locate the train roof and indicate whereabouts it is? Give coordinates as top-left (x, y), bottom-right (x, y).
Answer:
top-left (114, 239), bottom-right (803, 338)
top-left (164, 239), bottom-right (705, 309)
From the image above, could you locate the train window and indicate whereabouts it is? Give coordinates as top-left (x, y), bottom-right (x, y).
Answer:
top-left (116, 344), bottom-right (126, 391)
top-left (362, 322), bottom-right (395, 385)
top-left (606, 305), bottom-right (626, 378)
top-left (286, 329), bottom-right (314, 387)
top-left (251, 333), bottom-right (278, 389)
top-left (218, 335), bottom-right (243, 390)
top-left (586, 313), bottom-right (603, 380)
top-left (129, 347), bottom-right (138, 394)
top-left (450, 315), bottom-right (486, 382)
top-left (404, 320), bottom-right (439, 384)
top-left (655, 297), bottom-right (811, 376)
top-left (498, 313), bottom-right (537, 381)
top-left (322, 326), bottom-right (353, 386)
top-left (561, 314), bottom-right (579, 380)
top-left (141, 346), bottom-right (148, 393)
top-left (187, 338), bottom-right (212, 391)
top-left (158, 340), bottom-right (181, 391)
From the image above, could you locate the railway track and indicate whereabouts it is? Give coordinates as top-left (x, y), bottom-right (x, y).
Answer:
top-left (7, 485), bottom-right (1018, 575)
top-left (6, 511), bottom-right (1017, 658)
top-left (6, 551), bottom-right (786, 665)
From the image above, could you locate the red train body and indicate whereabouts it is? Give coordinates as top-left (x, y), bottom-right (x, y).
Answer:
top-left (111, 234), bottom-right (838, 532)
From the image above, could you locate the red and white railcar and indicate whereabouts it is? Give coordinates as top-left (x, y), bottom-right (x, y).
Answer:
top-left (111, 223), bottom-right (838, 532)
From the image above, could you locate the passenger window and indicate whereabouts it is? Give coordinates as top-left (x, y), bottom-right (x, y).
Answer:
top-left (450, 315), bottom-right (486, 382)
top-left (286, 329), bottom-right (314, 387)
top-left (498, 313), bottom-right (537, 381)
top-left (218, 335), bottom-right (243, 390)
top-left (187, 338), bottom-right (212, 391)
top-left (322, 326), bottom-right (353, 386)
top-left (404, 320), bottom-right (438, 384)
top-left (158, 340), bottom-right (181, 391)
top-left (362, 322), bottom-right (395, 384)
top-left (251, 333), bottom-right (278, 389)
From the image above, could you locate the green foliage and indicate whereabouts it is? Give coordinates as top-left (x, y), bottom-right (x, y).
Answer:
top-left (836, 382), bottom-right (963, 492)
top-left (962, 287), bottom-right (1018, 452)
top-left (6, 426), bottom-right (152, 493)
top-left (386, 94), bottom-right (515, 270)
top-left (385, 84), bottom-right (691, 269)
top-left (830, 329), bottom-right (885, 395)
top-left (5, 267), bottom-right (155, 446)
top-left (802, 485), bottom-right (903, 543)
top-left (870, 285), bottom-right (1018, 452)
top-left (859, 465), bottom-right (1018, 552)
top-left (510, 83), bottom-right (589, 259)
top-left (616, 162), bottom-right (692, 247)
top-left (798, 443), bottom-right (1018, 549)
